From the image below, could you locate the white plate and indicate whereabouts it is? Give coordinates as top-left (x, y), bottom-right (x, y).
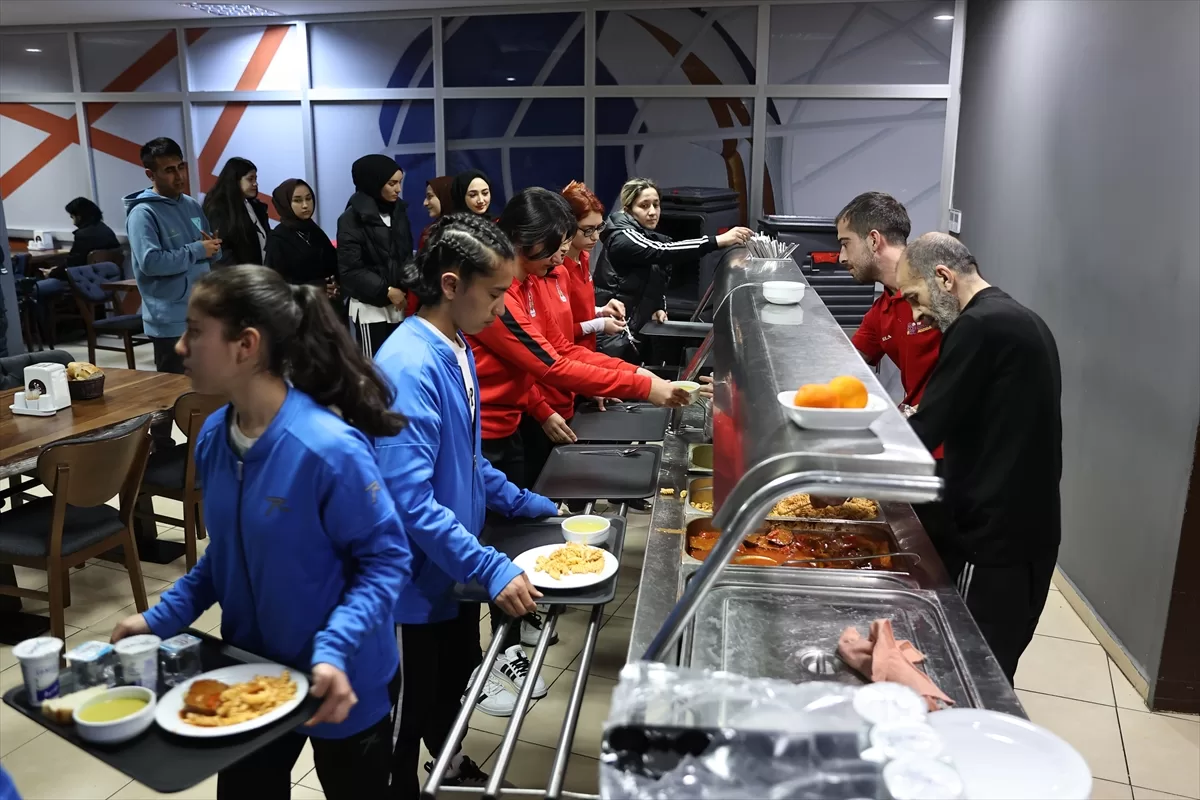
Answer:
top-left (927, 708), bottom-right (1092, 799)
top-left (762, 281), bottom-right (806, 305)
top-left (513, 544), bottom-right (619, 590)
top-left (155, 663), bottom-right (309, 738)
top-left (776, 391), bottom-right (889, 431)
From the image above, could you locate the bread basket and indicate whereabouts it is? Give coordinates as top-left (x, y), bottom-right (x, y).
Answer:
top-left (68, 373), bottom-right (105, 401)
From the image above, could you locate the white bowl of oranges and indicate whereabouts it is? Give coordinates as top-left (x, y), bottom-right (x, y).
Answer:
top-left (776, 375), bottom-right (888, 431)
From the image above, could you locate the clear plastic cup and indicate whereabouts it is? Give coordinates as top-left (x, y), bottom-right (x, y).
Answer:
top-left (114, 634), bottom-right (161, 689)
top-left (12, 636), bottom-right (64, 705)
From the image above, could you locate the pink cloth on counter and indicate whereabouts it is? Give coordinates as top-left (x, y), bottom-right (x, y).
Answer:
top-left (837, 619), bottom-right (954, 712)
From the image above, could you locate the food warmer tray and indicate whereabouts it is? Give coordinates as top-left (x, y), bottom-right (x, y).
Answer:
top-left (681, 516), bottom-right (914, 574)
top-left (1, 629), bottom-right (321, 795)
top-left (678, 567), bottom-right (979, 708)
top-left (456, 516), bottom-right (628, 607)
top-left (533, 444), bottom-right (663, 501)
top-left (683, 475), bottom-right (893, 530)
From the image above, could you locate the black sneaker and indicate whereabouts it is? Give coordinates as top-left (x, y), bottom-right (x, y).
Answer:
top-left (424, 756), bottom-right (508, 789)
top-left (519, 609), bottom-right (560, 647)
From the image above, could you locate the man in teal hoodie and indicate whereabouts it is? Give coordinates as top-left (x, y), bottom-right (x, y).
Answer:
top-left (124, 137), bottom-right (221, 374)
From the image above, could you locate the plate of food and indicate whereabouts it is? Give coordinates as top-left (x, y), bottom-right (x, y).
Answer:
top-left (513, 542), bottom-right (620, 590)
top-left (155, 664), bottom-right (307, 738)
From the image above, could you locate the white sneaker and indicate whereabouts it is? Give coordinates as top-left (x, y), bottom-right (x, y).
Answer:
top-left (520, 609), bottom-right (559, 647)
top-left (465, 665), bottom-right (517, 717)
top-left (496, 645), bottom-right (548, 699)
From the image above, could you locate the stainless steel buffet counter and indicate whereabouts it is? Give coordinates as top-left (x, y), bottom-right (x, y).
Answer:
top-left (629, 253), bottom-right (1023, 717)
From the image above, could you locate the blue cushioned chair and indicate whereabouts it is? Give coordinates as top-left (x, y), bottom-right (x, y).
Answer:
top-left (65, 263), bottom-right (150, 369)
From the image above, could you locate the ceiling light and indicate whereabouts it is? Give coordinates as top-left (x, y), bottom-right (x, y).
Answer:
top-left (934, 14), bottom-right (954, 21)
top-left (505, 77), bottom-right (516, 82)
top-left (179, 2), bottom-right (281, 17)
top-left (25, 47), bottom-right (42, 53)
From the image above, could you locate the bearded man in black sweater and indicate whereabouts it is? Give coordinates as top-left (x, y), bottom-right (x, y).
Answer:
top-left (898, 232), bottom-right (1062, 683)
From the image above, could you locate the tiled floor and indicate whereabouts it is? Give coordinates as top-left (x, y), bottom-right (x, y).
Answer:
top-left (2, 347), bottom-right (1197, 798)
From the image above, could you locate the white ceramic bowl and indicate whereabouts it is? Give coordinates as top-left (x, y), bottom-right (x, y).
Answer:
top-left (671, 380), bottom-right (701, 405)
top-left (73, 685), bottom-right (156, 745)
top-left (776, 391), bottom-right (889, 431)
top-left (762, 281), bottom-right (806, 305)
top-left (561, 515), bottom-right (612, 546)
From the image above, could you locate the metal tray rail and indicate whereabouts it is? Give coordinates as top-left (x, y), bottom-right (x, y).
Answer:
top-left (422, 502), bottom-right (621, 800)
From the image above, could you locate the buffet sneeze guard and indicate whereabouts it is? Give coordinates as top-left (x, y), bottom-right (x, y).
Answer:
top-left (644, 265), bottom-right (942, 661)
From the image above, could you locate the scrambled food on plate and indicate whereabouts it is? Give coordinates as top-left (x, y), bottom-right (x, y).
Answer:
top-left (689, 493), bottom-right (878, 520)
top-left (534, 543), bottom-right (606, 580)
top-left (181, 672), bottom-right (297, 727)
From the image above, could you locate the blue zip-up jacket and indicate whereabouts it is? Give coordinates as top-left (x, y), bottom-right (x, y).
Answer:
top-left (143, 389), bottom-right (412, 738)
top-left (123, 189), bottom-right (216, 338)
top-left (375, 317), bottom-right (558, 625)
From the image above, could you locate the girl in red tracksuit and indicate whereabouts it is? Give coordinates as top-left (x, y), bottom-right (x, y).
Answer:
top-left (467, 191), bottom-right (686, 491)
top-left (467, 190), bottom-right (686, 655)
top-left (560, 181), bottom-right (628, 353)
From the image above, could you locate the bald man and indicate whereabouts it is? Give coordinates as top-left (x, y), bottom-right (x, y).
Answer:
top-left (897, 232), bottom-right (1062, 683)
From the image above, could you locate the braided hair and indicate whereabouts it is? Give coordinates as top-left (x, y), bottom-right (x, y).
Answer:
top-left (400, 212), bottom-right (515, 307)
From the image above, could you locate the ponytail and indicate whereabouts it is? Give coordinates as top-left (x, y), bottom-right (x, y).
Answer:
top-left (191, 265), bottom-right (407, 438)
top-left (288, 284), bottom-right (407, 438)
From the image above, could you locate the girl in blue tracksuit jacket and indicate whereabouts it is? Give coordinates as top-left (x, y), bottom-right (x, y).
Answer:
top-left (375, 214), bottom-right (559, 798)
top-left (111, 265), bottom-right (413, 800)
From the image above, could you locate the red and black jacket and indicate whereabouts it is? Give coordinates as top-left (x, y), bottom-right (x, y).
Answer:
top-left (535, 265), bottom-right (640, 420)
top-left (468, 275), bottom-right (651, 440)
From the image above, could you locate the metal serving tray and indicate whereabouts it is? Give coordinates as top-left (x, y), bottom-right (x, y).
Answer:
top-left (680, 517), bottom-right (913, 573)
top-left (684, 476), bottom-right (891, 529)
top-left (678, 567), bottom-right (978, 708)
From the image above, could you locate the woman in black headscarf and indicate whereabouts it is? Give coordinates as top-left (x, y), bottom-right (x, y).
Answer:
top-left (336, 154), bottom-right (414, 357)
top-left (450, 169), bottom-right (492, 217)
top-left (265, 178), bottom-right (342, 319)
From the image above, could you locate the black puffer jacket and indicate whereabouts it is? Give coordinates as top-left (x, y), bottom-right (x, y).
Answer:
top-left (592, 210), bottom-right (717, 332)
top-left (335, 192), bottom-right (413, 308)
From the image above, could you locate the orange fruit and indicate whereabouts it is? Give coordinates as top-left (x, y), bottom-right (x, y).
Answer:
top-left (828, 375), bottom-right (869, 409)
top-left (793, 384), bottom-right (840, 408)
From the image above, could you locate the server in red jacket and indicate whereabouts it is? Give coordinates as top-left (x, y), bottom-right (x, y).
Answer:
top-left (836, 191), bottom-right (947, 539)
top-left (560, 181), bottom-right (628, 352)
top-left (468, 189), bottom-right (688, 490)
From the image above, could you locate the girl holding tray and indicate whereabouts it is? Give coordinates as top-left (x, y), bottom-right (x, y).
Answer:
top-left (112, 265), bottom-right (412, 800)
top-left (375, 213), bottom-right (558, 797)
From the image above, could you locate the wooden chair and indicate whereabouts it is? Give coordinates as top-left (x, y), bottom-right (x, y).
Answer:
top-left (65, 263), bottom-right (151, 369)
top-left (87, 248), bottom-right (125, 270)
top-left (137, 393), bottom-right (225, 570)
top-left (0, 416), bottom-right (154, 641)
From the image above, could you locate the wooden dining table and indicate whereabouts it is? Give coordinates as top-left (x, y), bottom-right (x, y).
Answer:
top-left (1, 368), bottom-right (193, 642)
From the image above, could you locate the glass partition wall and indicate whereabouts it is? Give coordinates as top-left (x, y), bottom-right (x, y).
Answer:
top-left (0, 1), bottom-right (964, 239)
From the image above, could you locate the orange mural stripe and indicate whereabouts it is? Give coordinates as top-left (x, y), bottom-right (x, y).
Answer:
top-left (88, 127), bottom-right (144, 167)
top-left (198, 25), bottom-right (291, 193)
top-left (0, 130), bottom-right (80, 198)
top-left (1, 28), bottom-right (211, 196)
top-left (0, 104), bottom-right (78, 136)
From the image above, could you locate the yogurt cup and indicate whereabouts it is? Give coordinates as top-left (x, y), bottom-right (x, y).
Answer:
top-left (671, 381), bottom-right (701, 405)
top-left (13, 636), bottom-right (64, 705)
top-left (114, 634), bottom-right (161, 689)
